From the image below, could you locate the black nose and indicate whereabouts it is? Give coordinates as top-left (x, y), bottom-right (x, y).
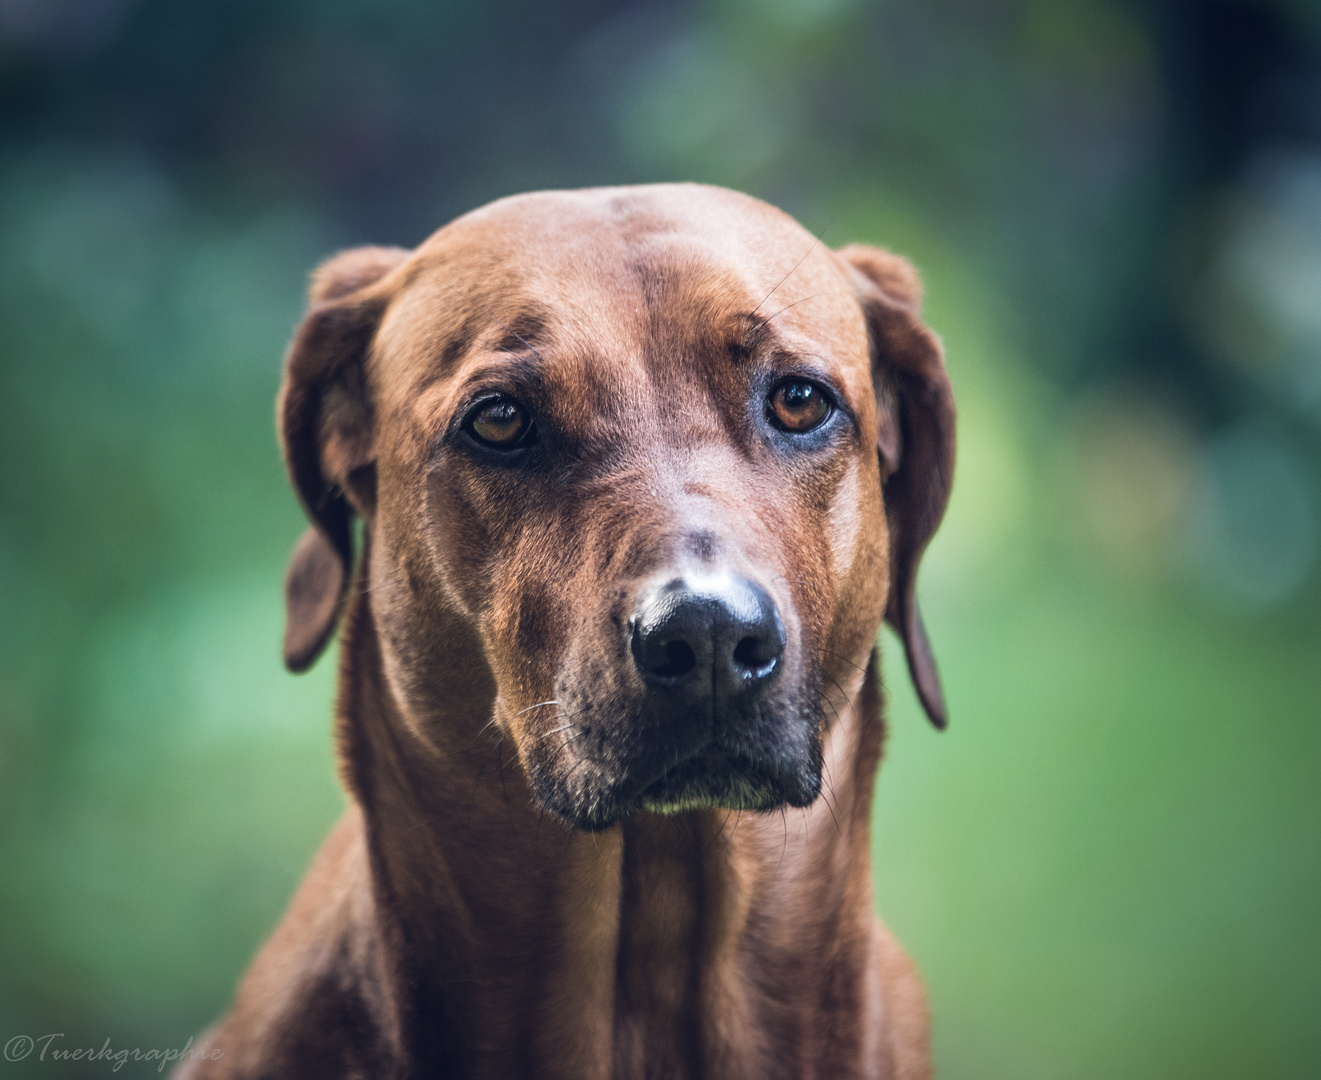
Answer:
top-left (630, 574), bottom-right (785, 701)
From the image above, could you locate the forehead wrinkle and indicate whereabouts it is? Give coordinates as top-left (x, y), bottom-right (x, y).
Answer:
top-left (634, 257), bottom-right (752, 369)
top-left (618, 212), bottom-right (847, 326)
top-left (495, 262), bottom-right (654, 442)
top-left (548, 349), bottom-right (653, 451)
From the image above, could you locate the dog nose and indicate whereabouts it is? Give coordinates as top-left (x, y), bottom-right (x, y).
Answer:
top-left (630, 574), bottom-right (785, 700)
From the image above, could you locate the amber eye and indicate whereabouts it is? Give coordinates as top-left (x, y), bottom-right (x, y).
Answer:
top-left (768, 379), bottom-right (833, 433)
top-left (466, 396), bottom-right (532, 448)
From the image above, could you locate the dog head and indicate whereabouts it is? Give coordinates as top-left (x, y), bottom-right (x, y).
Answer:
top-left (277, 185), bottom-right (954, 831)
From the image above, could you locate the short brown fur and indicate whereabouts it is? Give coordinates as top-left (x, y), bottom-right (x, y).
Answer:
top-left (178, 184), bottom-right (955, 1080)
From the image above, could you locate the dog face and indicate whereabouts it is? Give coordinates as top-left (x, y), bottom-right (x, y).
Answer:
top-left (278, 185), bottom-right (954, 831)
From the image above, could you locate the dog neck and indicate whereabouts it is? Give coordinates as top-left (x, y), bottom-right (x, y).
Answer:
top-left (332, 569), bottom-right (888, 1079)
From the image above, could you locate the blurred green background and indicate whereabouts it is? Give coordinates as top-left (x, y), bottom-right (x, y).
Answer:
top-left (2, 0), bottom-right (1319, 1076)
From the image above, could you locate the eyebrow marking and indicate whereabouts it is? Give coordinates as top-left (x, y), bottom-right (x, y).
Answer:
top-left (479, 304), bottom-right (550, 365)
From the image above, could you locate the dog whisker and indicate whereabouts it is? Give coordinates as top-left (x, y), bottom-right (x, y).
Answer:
top-left (515, 699), bottom-right (563, 717)
top-left (811, 692), bottom-right (849, 838)
top-left (469, 712), bottom-right (505, 750)
top-left (766, 571), bottom-right (816, 593)
top-left (819, 693), bottom-right (848, 762)
top-left (762, 293), bottom-right (823, 325)
top-left (749, 219), bottom-right (832, 319)
top-left (474, 728), bottom-right (508, 786)
top-left (777, 806), bottom-right (789, 874)
top-left (479, 304), bottom-right (550, 366)
top-left (821, 670), bottom-right (858, 724)
top-left (356, 574), bottom-right (407, 597)
top-left (818, 754), bottom-right (845, 839)
top-left (817, 647), bottom-right (866, 677)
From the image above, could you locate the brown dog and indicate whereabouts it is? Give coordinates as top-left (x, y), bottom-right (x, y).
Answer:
top-left (179, 183), bottom-right (954, 1080)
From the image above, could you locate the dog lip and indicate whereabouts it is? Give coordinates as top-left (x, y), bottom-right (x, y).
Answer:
top-left (631, 742), bottom-right (782, 803)
top-left (633, 746), bottom-right (786, 811)
top-left (639, 746), bottom-right (736, 794)
top-left (613, 730), bottom-right (716, 804)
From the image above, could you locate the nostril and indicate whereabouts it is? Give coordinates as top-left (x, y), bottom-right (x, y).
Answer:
top-left (733, 635), bottom-right (778, 674)
top-left (631, 574), bottom-right (783, 693)
top-left (732, 636), bottom-right (764, 668)
top-left (652, 640), bottom-right (697, 679)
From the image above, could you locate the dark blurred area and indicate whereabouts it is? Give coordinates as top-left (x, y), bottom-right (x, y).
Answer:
top-left (2, 1), bottom-right (1319, 1077)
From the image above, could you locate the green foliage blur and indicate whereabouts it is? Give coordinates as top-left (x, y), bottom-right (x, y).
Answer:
top-left (2, 0), bottom-right (1319, 1076)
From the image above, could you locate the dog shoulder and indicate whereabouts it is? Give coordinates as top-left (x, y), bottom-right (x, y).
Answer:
top-left (871, 918), bottom-right (933, 1080)
top-left (174, 808), bottom-right (392, 1080)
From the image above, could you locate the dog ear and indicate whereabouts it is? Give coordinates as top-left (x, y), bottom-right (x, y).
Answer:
top-left (836, 244), bottom-right (956, 729)
top-left (279, 245), bottom-right (411, 672)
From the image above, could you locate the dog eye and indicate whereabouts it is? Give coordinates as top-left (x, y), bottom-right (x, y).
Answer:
top-left (768, 380), bottom-right (833, 433)
top-left (466, 396), bottom-right (533, 448)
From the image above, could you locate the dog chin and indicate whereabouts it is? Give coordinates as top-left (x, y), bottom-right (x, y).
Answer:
top-left (548, 753), bottom-right (823, 833)
top-left (635, 752), bottom-right (821, 816)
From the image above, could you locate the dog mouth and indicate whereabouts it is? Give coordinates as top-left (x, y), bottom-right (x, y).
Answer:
top-left (529, 708), bottom-right (825, 832)
top-left (634, 747), bottom-right (797, 815)
top-left (551, 718), bottom-right (824, 831)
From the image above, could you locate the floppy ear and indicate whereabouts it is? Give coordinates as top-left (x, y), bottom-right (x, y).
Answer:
top-left (836, 244), bottom-right (956, 729)
top-left (279, 245), bottom-right (411, 672)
